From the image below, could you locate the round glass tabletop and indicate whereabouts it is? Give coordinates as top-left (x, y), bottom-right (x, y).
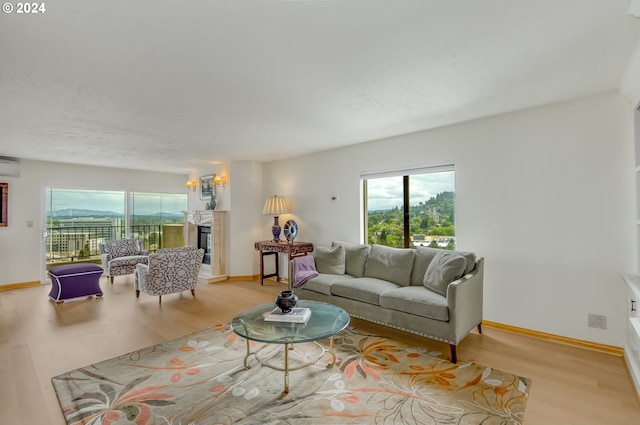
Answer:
top-left (230, 300), bottom-right (350, 344)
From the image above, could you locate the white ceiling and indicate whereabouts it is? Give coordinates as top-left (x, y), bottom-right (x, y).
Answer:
top-left (1, 0), bottom-right (639, 174)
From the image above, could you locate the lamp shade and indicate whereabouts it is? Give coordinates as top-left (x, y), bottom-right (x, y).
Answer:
top-left (263, 195), bottom-right (289, 216)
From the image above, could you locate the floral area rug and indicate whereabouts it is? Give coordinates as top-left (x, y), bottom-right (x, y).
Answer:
top-left (52, 325), bottom-right (531, 425)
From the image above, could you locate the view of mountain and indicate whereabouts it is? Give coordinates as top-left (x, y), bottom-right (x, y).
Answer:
top-left (48, 208), bottom-right (122, 218)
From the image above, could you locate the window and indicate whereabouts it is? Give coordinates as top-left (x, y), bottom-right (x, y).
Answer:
top-left (362, 165), bottom-right (455, 249)
top-left (131, 192), bottom-right (188, 252)
top-left (46, 188), bottom-right (126, 262)
top-left (45, 188), bottom-right (186, 264)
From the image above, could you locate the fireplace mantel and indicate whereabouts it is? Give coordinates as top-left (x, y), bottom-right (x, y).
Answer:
top-left (183, 210), bottom-right (227, 283)
top-left (186, 210), bottom-right (214, 226)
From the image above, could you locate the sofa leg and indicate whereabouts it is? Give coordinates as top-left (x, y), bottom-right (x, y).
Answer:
top-left (477, 323), bottom-right (482, 334)
top-left (158, 296), bottom-right (162, 305)
top-left (110, 276), bottom-right (114, 284)
top-left (191, 289), bottom-right (195, 297)
top-left (449, 344), bottom-right (457, 364)
top-left (135, 290), bottom-right (140, 298)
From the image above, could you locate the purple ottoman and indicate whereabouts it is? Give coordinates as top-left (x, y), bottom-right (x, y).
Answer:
top-left (49, 264), bottom-right (104, 304)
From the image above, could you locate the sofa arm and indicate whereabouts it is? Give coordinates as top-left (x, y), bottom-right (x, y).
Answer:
top-left (134, 264), bottom-right (149, 291)
top-left (100, 253), bottom-right (112, 269)
top-left (446, 257), bottom-right (484, 342)
top-left (288, 258), bottom-right (312, 290)
top-left (288, 260), bottom-right (295, 290)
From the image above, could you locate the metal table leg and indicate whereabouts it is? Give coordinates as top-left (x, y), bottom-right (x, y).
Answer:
top-left (243, 338), bottom-right (252, 369)
top-left (328, 336), bottom-right (337, 367)
top-left (283, 342), bottom-right (290, 393)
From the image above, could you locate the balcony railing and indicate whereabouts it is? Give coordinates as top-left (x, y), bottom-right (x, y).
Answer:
top-left (46, 225), bottom-right (163, 265)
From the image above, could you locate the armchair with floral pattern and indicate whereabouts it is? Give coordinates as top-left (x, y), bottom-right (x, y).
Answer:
top-left (99, 239), bottom-right (150, 283)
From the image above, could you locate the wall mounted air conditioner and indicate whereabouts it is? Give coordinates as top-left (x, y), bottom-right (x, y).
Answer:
top-left (0, 157), bottom-right (20, 177)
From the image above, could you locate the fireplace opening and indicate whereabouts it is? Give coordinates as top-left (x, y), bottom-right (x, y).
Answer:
top-left (198, 226), bottom-right (211, 265)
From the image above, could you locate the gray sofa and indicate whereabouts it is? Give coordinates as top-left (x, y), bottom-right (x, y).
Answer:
top-left (288, 241), bottom-right (484, 363)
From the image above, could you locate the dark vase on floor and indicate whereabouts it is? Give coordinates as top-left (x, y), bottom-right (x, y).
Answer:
top-left (275, 290), bottom-right (298, 313)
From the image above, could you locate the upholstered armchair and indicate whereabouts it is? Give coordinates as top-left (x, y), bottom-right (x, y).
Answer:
top-left (134, 246), bottom-right (204, 304)
top-left (99, 239), bottom-right (150, 283)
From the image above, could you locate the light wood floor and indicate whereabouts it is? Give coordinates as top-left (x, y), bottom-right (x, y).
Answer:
top-left (1, 276), bottom-right (639, 425)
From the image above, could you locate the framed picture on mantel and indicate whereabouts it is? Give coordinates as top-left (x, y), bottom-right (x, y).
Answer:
top-left (200, 174), bottom-right (214, 200)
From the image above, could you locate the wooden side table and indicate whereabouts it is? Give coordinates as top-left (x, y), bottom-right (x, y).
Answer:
top-left (254, 240), bottom-right (314, 285)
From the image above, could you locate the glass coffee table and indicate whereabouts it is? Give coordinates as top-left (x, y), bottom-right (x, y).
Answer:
top-left (230, 300), bottom-right (350, 394)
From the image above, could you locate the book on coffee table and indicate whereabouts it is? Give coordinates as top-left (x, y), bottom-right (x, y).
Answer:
top-left (264, 307), bottom-right (312, 323)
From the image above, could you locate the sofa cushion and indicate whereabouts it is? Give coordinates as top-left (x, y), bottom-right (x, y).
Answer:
top-left (49, 263), bottom-right (104, 277)
top-left (410, 246), bottom-right (441, 286)
top-left (102, 239), bottom-right (142, 258)
top-left (364, 244), bottom-right (415, 286)
top-left (314, 245), bottom-right (345, 274)
top-left (301, 273), bottom-right (355, 295)
top-left (109, 255), bottom-right (149, 268)
top-left (456, 251), bottom-right (477, 275)
top-left (411, 247), bottom-right (477, 285)
top-left (423, 251), bottom-right (466, 296)
top-left (332, 241), bottom-right (370, 278)
top-left (380, 286), bottom-right (449, 322)
top-left (330, 277), bottom-right (399, 305)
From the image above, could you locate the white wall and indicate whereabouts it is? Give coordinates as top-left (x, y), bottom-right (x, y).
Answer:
top-left (0, 159), bottom-right (188, 286)
top-left (228, 161), bottom-right (264, 276)
top-left (621, 32), bottom-right (640, 108)
top-left (263, 93), bottom-right (635, 347)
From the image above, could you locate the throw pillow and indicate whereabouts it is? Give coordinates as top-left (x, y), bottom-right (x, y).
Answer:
top-left (410, 246), bottom-right (440, 286)
top-left (423, 251), bottom-right (467, 296)
top-left (314, 245), bottom-right (346, 274)
top-left (363, 244), bottom-right (415, 286)
top-left (332, 241), bottom-right (370, 277)
top-left (454, 250), bottom-right (477, 275)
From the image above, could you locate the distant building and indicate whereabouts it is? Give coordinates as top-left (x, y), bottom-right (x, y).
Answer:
top-left (48, 217), bottom-right (123, 258)
top-left (411, 235), bottom-right (456, 248)
top-left (56, 217), bottom-right (123, 229)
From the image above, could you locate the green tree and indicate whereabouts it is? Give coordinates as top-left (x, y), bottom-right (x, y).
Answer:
top-left (78, 242), bottom-right (90, 259)
top-left (368, 190), bottom-right (455, 249)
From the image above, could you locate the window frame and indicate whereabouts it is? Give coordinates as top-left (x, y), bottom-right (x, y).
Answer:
top-left (361, 163), bottom-right (455, 249)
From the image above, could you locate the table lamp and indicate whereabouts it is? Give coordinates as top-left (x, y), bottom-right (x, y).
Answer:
top-left (263, 195), bottom-right (289, 241)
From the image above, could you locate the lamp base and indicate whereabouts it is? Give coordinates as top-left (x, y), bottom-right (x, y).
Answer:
top-left (271, 216), bottom-right (282, 241)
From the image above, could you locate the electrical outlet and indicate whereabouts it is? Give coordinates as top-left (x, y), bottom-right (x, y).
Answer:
top-left (588, 313), bottom-right (607, 330)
